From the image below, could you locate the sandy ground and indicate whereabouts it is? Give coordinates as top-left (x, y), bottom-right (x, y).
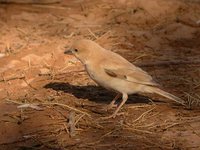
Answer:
top-left (0, 0), bottom-right (200, 149)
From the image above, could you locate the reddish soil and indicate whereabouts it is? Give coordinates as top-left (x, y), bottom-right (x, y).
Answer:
top-left (0, 0), bottom-right (200, 149)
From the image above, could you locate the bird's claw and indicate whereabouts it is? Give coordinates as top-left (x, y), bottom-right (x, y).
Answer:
top-left (100, 112), bottom-right (124, 120)
top-left (105, 103), bottom-right (118, 111)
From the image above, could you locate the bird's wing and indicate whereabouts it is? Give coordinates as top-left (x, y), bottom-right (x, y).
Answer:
top-left (99, 49), bottom-right (158, 86)
top-left (104, 67), bottom-right (158, 86)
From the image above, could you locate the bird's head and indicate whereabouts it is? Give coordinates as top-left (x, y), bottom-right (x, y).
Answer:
top-left (64, 39), bottom-right (102, 64)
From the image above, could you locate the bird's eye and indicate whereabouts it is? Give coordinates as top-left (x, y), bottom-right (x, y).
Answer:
top-left (74, 49), bottom-right (78, 52)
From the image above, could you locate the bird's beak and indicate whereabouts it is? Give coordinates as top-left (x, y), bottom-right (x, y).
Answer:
top-left (64, 49), bottom-right (73, 55)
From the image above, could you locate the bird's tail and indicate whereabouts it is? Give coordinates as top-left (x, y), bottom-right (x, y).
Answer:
top-left (145, 87), bottom-right (185, 105)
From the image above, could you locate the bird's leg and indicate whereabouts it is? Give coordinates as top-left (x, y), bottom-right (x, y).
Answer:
top-left (111, 93), bottom-right (128, 118)
top-left (102, 93), bottom-right (128, 119)
top-left (106, 93), bottom-right (121, 110)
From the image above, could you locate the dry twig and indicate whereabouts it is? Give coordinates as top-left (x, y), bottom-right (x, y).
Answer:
top-left (164, 117), bottom-right (200, 130)
top-left (41, 102), bottom-right (91, 117)
top-left (68, 111), bottom-right (76, 137)
top-left (87, 28), bottom-right (98, 39)
top-left (131, 107), bottom-right (156, 124)
top-left (0, 75), bottom-right (25, 82)
top-left (176, 17), bottom-right (200, 28)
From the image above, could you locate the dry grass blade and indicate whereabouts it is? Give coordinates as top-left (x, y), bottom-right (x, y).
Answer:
top-left (164, 117), bottom-right (200, 130)
top-left (122, 106), bottom-right (157, 134)
top-left (183, 92), bottom-right (200, 108)
top-left (0, 75), bottom-right (25, 82)
top-left (87, 28), bottom-right (98, 39)
top-left (22, 76), bottom-right (38, 90)
top-left (128, 104), bottom-right (153, 109)
top-left (95, 30), bottom-right (111, 42)
top-left (68, 111), bottom-right (76, 137)
top-left (133, 54), bottom-right (149, 62)
top-left (74, 114), bottom-right (85, 126)
top-left (17, 104), bottom-right (43, 111)
top-left (176, 17), bottom-right (200, 28)
top-left (32, 5), bottom-right (69, 10)
top-left (124, 125), bottom-right (154, 134)
top-left (131, 107), bottom-right (156, 124)
top-left (42, 102), bottom-right (91, 117)
top-left (6, 99), bottom-right (23, 105)
top-left (5, 99), bottom-right (91, 117)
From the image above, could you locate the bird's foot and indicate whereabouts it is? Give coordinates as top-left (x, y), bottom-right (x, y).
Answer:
top-left (100, 112), bottom-right (124, 120)
top-left (105, 103), bottom-right (118, 111)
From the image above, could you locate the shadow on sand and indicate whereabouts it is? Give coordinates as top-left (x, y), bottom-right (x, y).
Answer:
top-left (44, 82), bottom-right (154, 104)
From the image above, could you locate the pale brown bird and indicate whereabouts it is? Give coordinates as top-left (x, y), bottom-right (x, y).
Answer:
top-left (64, 39), bottom-right (185, 118)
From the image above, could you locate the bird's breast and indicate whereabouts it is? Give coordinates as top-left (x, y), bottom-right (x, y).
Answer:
top-left (85, 64), bottom-right (102, 82)
top-left (85, 64), bottom-right (111, 88)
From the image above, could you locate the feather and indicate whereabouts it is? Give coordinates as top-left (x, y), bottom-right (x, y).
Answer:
top-left (104, 68), bottom-right (158, 86)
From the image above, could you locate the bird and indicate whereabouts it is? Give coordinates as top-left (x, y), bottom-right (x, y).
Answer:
top-left (64, 39), bottom-right (185, 118)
